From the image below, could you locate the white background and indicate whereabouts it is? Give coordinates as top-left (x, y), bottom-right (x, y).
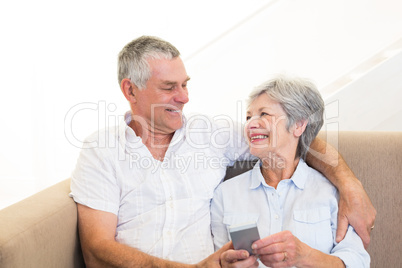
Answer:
top-left (1, 0), bottom-right (401, 209)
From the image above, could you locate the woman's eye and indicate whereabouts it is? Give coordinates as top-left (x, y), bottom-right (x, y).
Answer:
top-left (246, 116), bottom-right (251, 121)
top-left (261, 112), bottom-right (269, 117)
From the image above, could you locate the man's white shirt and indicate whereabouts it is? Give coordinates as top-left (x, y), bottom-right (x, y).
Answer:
top-left (70, 112), bottom-right (249, 264)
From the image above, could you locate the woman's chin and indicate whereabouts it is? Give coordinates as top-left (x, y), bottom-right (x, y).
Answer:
top-left (250, 149), bottom-right (275, 160)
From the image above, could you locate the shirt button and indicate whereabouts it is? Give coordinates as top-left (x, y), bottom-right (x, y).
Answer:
top-left (275, 214), bottom-right (279, 220)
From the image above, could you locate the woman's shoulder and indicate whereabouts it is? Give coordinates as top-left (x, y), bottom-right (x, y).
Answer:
top-left (302, 161), bottom-right (337, 193)
top-left (221, 169), bottom-right (253, 188)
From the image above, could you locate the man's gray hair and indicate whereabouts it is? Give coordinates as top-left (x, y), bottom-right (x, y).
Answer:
top-left (247, 74), bottom-right (324, 160)
top-left (117, 36), bottom-right (180, 89)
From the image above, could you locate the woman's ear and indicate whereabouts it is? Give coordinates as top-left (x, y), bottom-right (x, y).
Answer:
top-left (121, 78), bottom-right (137, 102)
top-left (293, 119), bottom-right (308, 137)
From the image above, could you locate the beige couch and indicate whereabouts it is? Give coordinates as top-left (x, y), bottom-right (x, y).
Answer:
top-left (1, 131), bottom-right (401, 267)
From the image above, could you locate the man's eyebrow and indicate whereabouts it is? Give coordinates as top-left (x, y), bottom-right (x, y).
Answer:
top-left (162, 76), bottom-right (191, 85)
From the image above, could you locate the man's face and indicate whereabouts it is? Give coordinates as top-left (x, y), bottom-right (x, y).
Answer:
top-left (132, 57), bottom-right (190, 136)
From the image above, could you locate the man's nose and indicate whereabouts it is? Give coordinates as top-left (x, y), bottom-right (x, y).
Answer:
top-left (175, 86), bottom-right (189, 104)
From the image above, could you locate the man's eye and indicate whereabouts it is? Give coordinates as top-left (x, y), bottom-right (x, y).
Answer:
top-left (261, 112), bottom-right (270, 117)
top-left (246, 116), bottom-right (251, 121)
top-left (162, 87), bottom-right (174, 90)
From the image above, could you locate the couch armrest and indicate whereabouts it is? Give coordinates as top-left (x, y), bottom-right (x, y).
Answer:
top-left (0, 178), bottom-right (85, 267)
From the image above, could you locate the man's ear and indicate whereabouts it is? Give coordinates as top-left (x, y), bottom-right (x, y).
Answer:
top-left (121, 78), bottom-right (137, 102)
top-left (293, 119), bottom-right (308, 137)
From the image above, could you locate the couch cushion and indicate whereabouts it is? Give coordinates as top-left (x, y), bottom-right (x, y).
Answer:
top-left (0, 178), bottom-right (85, 267)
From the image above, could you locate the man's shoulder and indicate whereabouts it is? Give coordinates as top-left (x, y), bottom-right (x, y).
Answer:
top-left (185, 113), bottom-right (218, 129)
top-left (182, 113), bottom-right (245, 149)
top-left (80, 125), bottom-right (121, 150)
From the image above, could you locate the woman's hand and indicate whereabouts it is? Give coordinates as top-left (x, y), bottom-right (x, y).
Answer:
top-left (251, 231), bottom-right (345, 268)
top-left (251, 230), bottom-right (308, 268)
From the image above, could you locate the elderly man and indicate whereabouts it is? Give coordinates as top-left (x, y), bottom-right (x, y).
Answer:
top-left (70, 36), bottom-right (375, 267)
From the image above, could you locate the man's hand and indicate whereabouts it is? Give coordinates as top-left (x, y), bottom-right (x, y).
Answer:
top-left (336, 178), bottom-right (376, 248)
top-left (307, 136), bottom-right (376, 248)
top-left (219, 243), bottom-right (259, 268)
top-left (196, 242), bottom-right (238, 268)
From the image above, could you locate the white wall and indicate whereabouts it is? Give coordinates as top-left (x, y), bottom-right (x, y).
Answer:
top-left (323, 40), bottom-right (402, 131)
top-left (1, 0), bottom-right (401, 209)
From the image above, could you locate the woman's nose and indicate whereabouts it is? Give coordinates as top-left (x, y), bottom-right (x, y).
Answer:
top-left (246, 116), bottom-right (262, 130)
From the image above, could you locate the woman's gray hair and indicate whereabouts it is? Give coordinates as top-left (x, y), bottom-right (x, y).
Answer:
top-left (248, 74), bottom-right (324, 160)
top-left (117, 36), bottom-right (180, 89)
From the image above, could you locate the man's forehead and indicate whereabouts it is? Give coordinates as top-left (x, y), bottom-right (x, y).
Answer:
top-left (148, 57), bottom-right (189, 82)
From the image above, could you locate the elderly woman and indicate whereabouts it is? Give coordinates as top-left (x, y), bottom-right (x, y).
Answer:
top-left (210, 75), bottom-right (370, 267)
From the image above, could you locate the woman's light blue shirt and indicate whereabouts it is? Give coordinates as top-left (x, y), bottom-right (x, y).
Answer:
top-left (210, 159), bottom-right (370, 267)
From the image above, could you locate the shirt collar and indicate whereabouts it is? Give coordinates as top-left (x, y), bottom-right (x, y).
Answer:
top-left (118, 111), bottom-right (141, 149)
top-left (118, 111), bottom-right (187, 150)
top-left (290, 159), bottom-right (308, 190)
top-left (249, 158), bottom-right (308, 190)
top-left (249, 160), bottom-right (265, 189)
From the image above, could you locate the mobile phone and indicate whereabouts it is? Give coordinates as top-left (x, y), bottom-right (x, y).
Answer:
top-left (229, 221), bottom-right (260, 255)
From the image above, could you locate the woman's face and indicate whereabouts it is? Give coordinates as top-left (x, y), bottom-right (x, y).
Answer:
top-left (245, 93), bottom-right (299, 161)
